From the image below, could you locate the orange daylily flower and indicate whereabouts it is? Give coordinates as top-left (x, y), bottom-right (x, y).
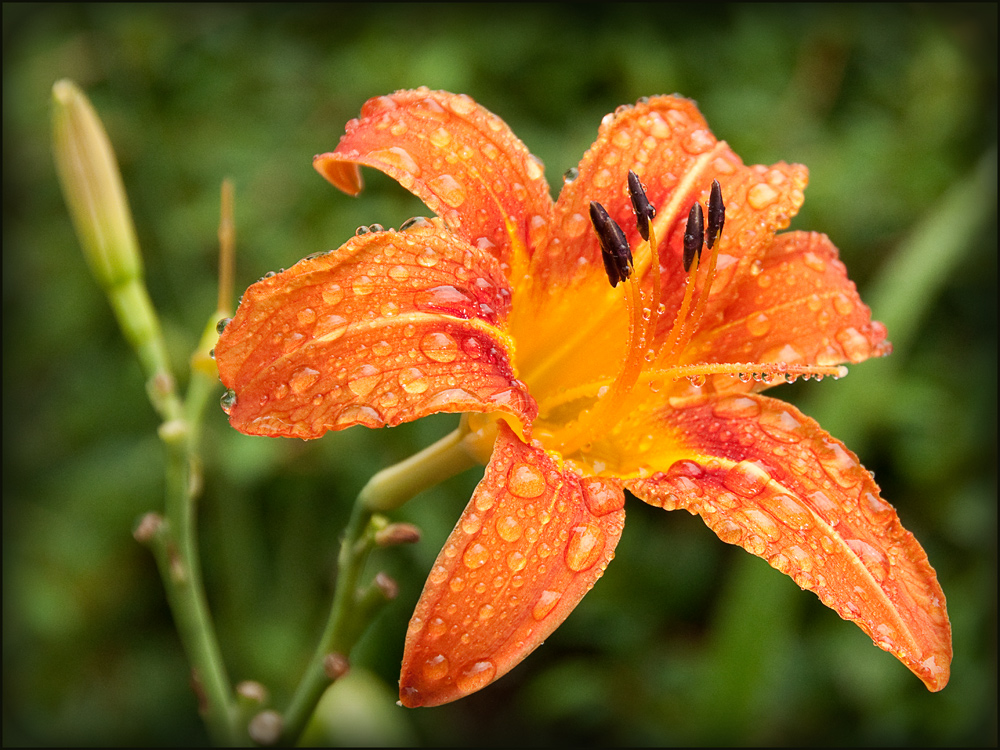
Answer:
top-left (215, 89), bottom-right (951, 707)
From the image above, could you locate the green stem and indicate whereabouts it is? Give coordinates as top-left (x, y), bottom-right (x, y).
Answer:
top-left (150, 315), bottom-right (240, 745)
top-left (279, 426), bottom-right (480, 744)
top-left (359, 426), bottom-right (479, 511)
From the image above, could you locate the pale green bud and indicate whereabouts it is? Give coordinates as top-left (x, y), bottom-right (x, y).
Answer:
top-left (52, 79), bottom-right (142, 290)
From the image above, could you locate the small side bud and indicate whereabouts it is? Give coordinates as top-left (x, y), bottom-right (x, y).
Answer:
top-left (590, 201), bottom-right (632, 287)
top-left (248, 710), bottom-right (283, 746)
top-left (683, 202), bottom-right (705, 272)
top-left (627, 170), bottom-right (655, 241)
top-left (324, 652), bottom-right (351, 681)
top-left (374, 571), bottom-right (399, 601)
top-left (706, 179), bottom-right (725, 249)
top-left (375, 522), bottom-right (422, 547)
top-left (133, 512), bottom-right (164, 544)
top-left (236, 680), bottom-right (269, 707)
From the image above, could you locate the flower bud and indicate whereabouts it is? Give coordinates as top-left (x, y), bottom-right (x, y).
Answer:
top-left (51, 79), bottom-right (143, 291)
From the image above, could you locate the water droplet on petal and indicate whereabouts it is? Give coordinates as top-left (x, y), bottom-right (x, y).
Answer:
top-left (220, 389), bottom-right (237, 414)
top-left (747, 183), bottom-right (779, 210)
top-left (371, 146), bottom-right (421, 176)
top-left (563, 167), bottom-right (579, 184)
top-left (398, 367), bottom-right (429, 394)
top-left (463, 542), bottom-right (489, 570)
top-left (423, 654), bottom-right (449, 682)
top-left (723, 460), bottom-right (771, 497)
top-left (314, 313), bottom-right (348, 342)
top-left (561, 212), bottom-right (588, 238)
top-left (352, 275), bottom-right (374, 296)
top-left (767, 494), bottom-right (813, 530)
top-left (289, 367), bottom-right (320, 394)
top-left (321, 283), bottom-right (344, 306)
top-left (525, 155), bottom-right (544, 181)
top-left (746, 312), bottom-right (772, 337)
top-left (449, 94), bottom-right (476, 116)
top-left (347, 364), bottom-right (381, 396)
top-left (420, 332), bottom-right (459, 363)
top-left (712, 395), bottom-right (761, 420)
top-left (846, 538), bottom-right (890, 582)
top-left (456, 660), bottom-right (496, 694)
top-left (836, 327), bottom-right (872, 363)
top-left (565, 523), bottom-right (605, 571)
top-left (429, 127), bottom-right (452, 148)
top-left (416, 248), bottom-right (439, 268)
top-left (334, 404), bottom-right (384, 428)
top-left (506, 550), bottom-right (526, 571)
top-left (532, 590), bottom-right (561, 621)
top-left (507, 463), bottom-right (546, 498)
top-left (388, 265), bottom-right (410, 281)
top-left (496, 515), bottom-right (523, 542)
top-left (216, 317), bottom-right (232, 334)
top-left (593, 169), bottom-right (613, 188)
top-left (581, 478), bottom-right (625, 516)
top-left (429, 174), bottom-right (467, 208)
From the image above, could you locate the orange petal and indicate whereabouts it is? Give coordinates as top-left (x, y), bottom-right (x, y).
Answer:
top-left (314, 88), bottom-right (555, 274)
top-left (624, 393), bottom-right (951, 691)
top-left (400, 421), bottom-right (625, 707)
top-left (215, 221), bottom-right (535, 438)
top-left (684, 231), bottom-right (892, 393)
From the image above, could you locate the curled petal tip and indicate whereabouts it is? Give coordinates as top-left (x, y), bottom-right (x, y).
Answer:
top-left (313, 152), bottom-right (363, 196)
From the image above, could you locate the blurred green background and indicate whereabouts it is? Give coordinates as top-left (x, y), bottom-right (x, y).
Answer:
top-left (3, 3), bottom-right (996, 746)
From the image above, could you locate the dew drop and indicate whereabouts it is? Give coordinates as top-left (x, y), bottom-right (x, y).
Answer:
top-left (372, 340), bottom-right (392, 357)
top-left (400, 216), bottom-right (433, 231)
top-left (420, 332), bottom-right (459, 363)
top-left (388, 264), bottom-right (410, 281)
top-left (712, 395), bottom-right (761, 420)
top-left (507, 463), bottom-right (545, 498)
top-left (422, 654), bottom-right (449, 682)
top-left (429, 174), bottom-right (467, 208)
top-left (723, 460), bottom-right (771, 497)
top-left (532, 590), bottom-right (562, 621)
top-left (220, 389), bottom-right (237, 414)
top-left (593, 168), bottom-right (613, 188)
top-left (314, 313), bottom-right (348, 342)
top-left (456, 660), bottom-right (496, 694)
top-left (463, 542), bottom-right (489, 570)
top-left (683, 128), bottom-right (714, 154)
top-left (416, 248), bottom-right (439, 268)
top-left (561, 212), bottom-right (588, 238)
top-left (372, 146), bottom-right (421, 176)
top-left (506, 550), bottom-right (527, 572)
top-left (321, 283), bottom-right (344, 306)
top-left (429, 127), bottom-right (452, 148)
top-left (582, 478), bottom-right (625, 516)
top-left (462, 337), bottom-right (482, 359)
top-left (289, 367), bottom-right (320, 394)
top-left (347, 364), bottom-right (381, 396)
top-left (563, 167), bottom-right (579, 184)
top-left (496, 515), bottom-right (523, 542)
top-left (565, 523), bottom-right (605, 571)
top-left (352, 275), bottom-right (375, 296)
top-left (216, 317), bottom-right (232, 334)
top-left (767, 494), bottom-right (813, 530)
top-left (747, 183), bottom-right (779, 210)
top-left (846, 539), bottom-right (890, 583)
top-left (334, 404), bottom-right (384, 428)
top-left (836, 327), bottom-right (872, 363)
top-left (398, 367), bottom-right (430, 394)
top-left (746, 312), bottom-right (772, 337)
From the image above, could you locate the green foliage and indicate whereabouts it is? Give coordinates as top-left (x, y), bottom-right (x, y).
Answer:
top-left (4, 4), bottom-right (995, 745)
